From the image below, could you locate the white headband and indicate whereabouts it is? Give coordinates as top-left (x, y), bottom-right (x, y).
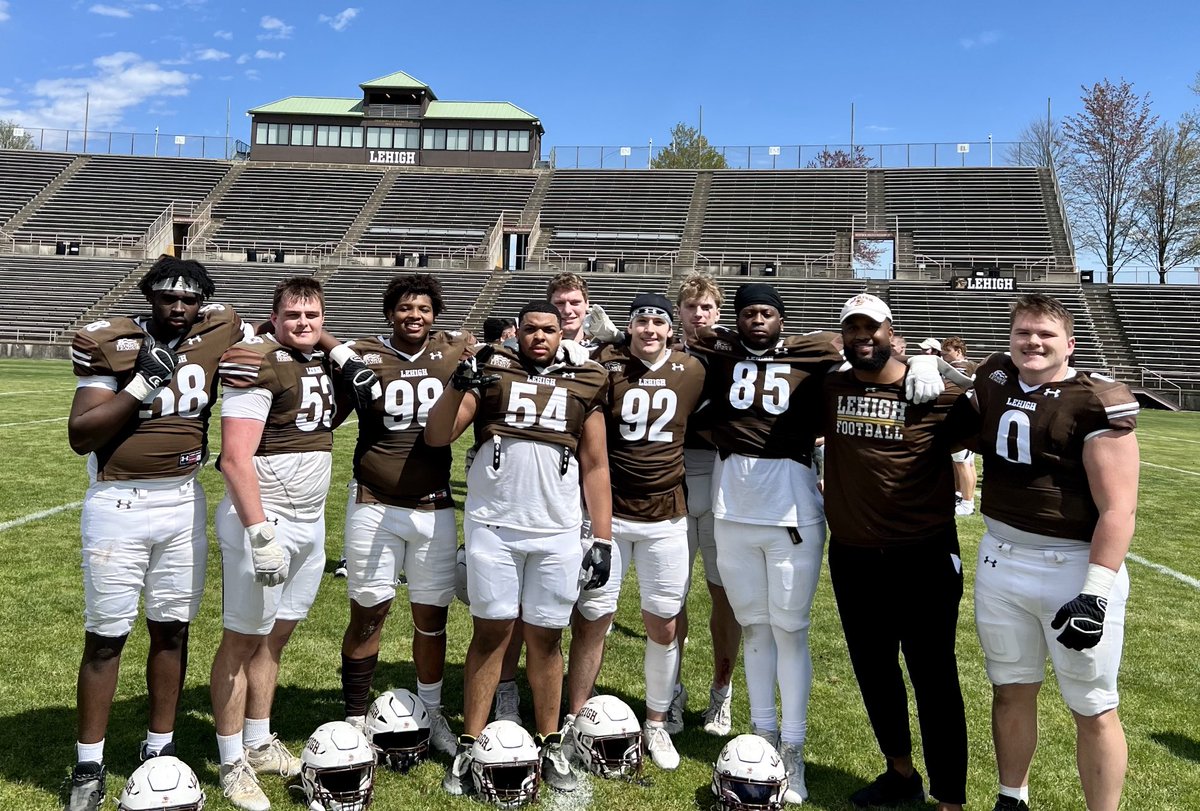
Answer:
top-left (630, 306), bottom-right (672, 325)
top-left (151, 276), bottom-right (203, 295)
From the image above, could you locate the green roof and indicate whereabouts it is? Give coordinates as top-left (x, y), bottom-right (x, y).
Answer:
top-left (248, 96), bottom-right (363, 116)
top-left (248, 97), bottom-right (541, 130)
top-left (359, 71), bottom-right (432, 93)
top-left (426, 101), bottom-right (539, 122)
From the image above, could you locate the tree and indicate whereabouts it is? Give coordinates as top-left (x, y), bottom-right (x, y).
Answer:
top-left (805, 145), bottom-right (873, 168)
top-left (1133, 121), bottom-right (1200, 283)
top-left (1062, 79), bottom-right (1157, 282)
top-left (0, 119), bottom-right (35, 150)
top-left (651, 123), bottom-right (727, 169)
top-left (1006, 116), bottom-right (1069, 176)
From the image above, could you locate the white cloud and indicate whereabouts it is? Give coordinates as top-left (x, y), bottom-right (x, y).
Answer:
top-left (258, 15), bottom-right (293, 40)
top-left (4, 52), bottom-right (192, 130)
top-left (960, 30), bottom-right (1001, 50)
top-left (0, 1), bottom-right (10, 23)
top-left (318, 7), bottom-right (359, 31)
top-left (864, 124), bottom-right (894, 133)
top-left (243, 69), bottom-right (261, 81)
top-left (254, 49), bottom-right (285, 60)
top-left (195, 48), bottom-right (229, 61)
top-left (214, 29), bottom-right (232, 40)
top-left (89, 4), bottom-right (132, 17)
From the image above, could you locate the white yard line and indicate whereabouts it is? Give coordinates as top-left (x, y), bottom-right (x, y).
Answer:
top-left (0, 501), bottom-right (83, 532)
top-left (0, 389), bottom-right (72, 396)
top-left (1141, 461), bottom-right (1200, 477)
top-left (1138, 433), bottom-right (1200, 445)
top-left (0, 416), bottom-right (69, 428)
top-left (1127, 553), bottom-right (1200, 591)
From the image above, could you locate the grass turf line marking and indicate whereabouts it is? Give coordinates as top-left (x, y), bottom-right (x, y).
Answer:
top-left (1128, 553), bottom-right (1200, 591)
top-left (1141, 461), bottom-right (1200, 477)
top-left (0, 389), bottom-right (73, 396)
top-left (0, 417), bottom-right (69, 428)
top-left (0, 501), bottom-right (83, 532)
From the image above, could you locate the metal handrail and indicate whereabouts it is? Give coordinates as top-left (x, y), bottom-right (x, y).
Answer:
top-left (1107, 366), bottom-right (1184, 397)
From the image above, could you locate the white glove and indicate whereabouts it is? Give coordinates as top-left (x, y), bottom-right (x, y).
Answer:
top-left (936, 357), bottom-right (975, 388)
top-left (557, 339), bottom-right (591, 365)
top-left (905, 355), bottom-right (945, 404)
top-left (247, 521), bottom-right (286, 587)
top-left (583, 304), bottom-right (621, 343)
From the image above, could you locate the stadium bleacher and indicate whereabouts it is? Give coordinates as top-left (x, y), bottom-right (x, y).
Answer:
top-left (0, 149), bottom-right (76, 229)
top-left (1108, 286), bottom-right (1200, 386)
top-left (0, 255), bottom-right (140, 340)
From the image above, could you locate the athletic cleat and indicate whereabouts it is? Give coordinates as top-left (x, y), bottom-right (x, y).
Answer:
top-left (493, 680), bottom-right (522, 724)
top-left (344, 715), bottom-right (367, 735)
top-left (751, 724), bottom-right (780, 750)
top-left (664, 684), bottom-right (687, 735)
top-left (219, 760), bottom-right (270, 811)
top-left (954, 500), bottom-right (975, 517)
top-left (643, 722), bottom-right (680, 771)
top-left (138, 740), bottom-right (177, 761)
top-left (561, 713), bottom-right (579, 764)
top-left (426, 705), bottom-right (458, 757)
top-left (779, 743), bottom-right (808, 804)
top-left (67, 761), bottom-right (106, 811)
top-left (991, 795), bottom-right (1030, 811)
top-left (537, 731), bottom-right (578, 792)
top-left (245, 734), bottom-right (301, 778)
top-left (333, 558), bottom-right (348, 578)
top-left (442, 736), bottom-right (475, 796)
top-left (702, 687), bottom-right (733, 736)
top-left (849, 766), bottom-right (925, 808)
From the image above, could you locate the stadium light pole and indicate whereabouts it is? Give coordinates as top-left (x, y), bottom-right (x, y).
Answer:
top-left (988, 133), bottom-right (993, 167)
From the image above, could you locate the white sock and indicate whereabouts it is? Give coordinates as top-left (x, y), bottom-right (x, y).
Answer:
top-left (644, 639), bottom-right (680, 714)
top-left (243, 717), bottom-right (271, 750)
top-left (76, 740), bottom-right (104, 764)
top-left (962, 499), bottom-right (974, 507)
top-left (1000, 784), bottom-right (1029, 802)
top-left (418, 679), bottom-right (443, 711)
top-left (774, 625), bottom-right (813, 747)
top-left (145, 730), bottom-right (174, 752)
top-left (217, 732), bottom-right (243, 766)
top-left (712, 682), bottom-right (732, 700)
top-left (743, 623), bottom-right (778, 732)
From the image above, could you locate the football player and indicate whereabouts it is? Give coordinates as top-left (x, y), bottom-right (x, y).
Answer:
top-left (547, 272), bottom-right (621, 345)
top-left (209, 277), bottom-right (362, 811)
top-left (674, 272), bottom-right (741, 737)
top-left (941, 337), bottom-right (979, 516)
top-left (568, 293), bottom-right (706, 770)
top-left (336, 274), bottom-right (470, 757)
top-left (822, 294), bottom-right (969, 810)
top-left (687, 282), bottom-right (843, 804)
top-left (425, 301), bottom-right (611, 796)
top-left (66, 255), bottom-right (252, 811)
top-left (482, 316), bottom-right (517, 348)
top-left (966, 294), bottom-right (1139, 811)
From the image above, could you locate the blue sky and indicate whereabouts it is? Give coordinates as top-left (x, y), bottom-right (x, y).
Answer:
top-left (0, 0), bottom-right (1197, 154)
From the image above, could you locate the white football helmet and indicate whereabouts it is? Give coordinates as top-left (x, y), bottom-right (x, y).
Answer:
top-left (300, 721), bottom-right (376, 811)
top-left (712, 734), bottom-right (787, 811)
top-left (117, 755), bottom-right (205, 811)
top-left (455, 545), bottom-right (470, 605)
top-left (366, 688), bottom-right (431, 773)
top-left (571, 694), bottom-right (643, 779)
top-left (469, 720), bottom-right (540, 808)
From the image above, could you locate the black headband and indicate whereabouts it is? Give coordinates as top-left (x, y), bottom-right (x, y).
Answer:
top-left (734, 283), bottom-right (786, 318)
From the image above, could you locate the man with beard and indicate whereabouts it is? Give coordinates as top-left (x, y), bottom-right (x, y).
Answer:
top-left (821, 294), bottom-right (969, 810)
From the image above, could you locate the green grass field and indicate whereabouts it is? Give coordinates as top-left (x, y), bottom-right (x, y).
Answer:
top-left (1, 357), bottom-right (1198, 810)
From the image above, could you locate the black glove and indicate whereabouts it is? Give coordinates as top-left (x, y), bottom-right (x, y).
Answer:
top-left (341, 356), bottom-right (382, 413)
top-left (1051, 593), bottom-right (1108, 650)
top-left (451, 345), bottom-right (500, 392)
top-left (580, 539), bottom-right (613, 591)
top-left (134, 334), bottom-right (178, 389)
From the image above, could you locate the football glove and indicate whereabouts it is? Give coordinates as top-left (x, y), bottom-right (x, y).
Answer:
top-left (126, 334), bottom-right (178, 401)
top-left (557, 339), bottom-right (591, 365)
top-left (580, 538), bottom-right (613, 591)
top-left (583, 303), bottom-right (622, 343)
top-left (341, 356), bottom-right (382, 413)
top-left (247, 521), bottom-right (287, 587)
top-left (451, 345), bottom-right (500, 392)
top-left (904, 355), bottom-right (946, 404)
top-left (1051, 593), bottom-right (1108, 650)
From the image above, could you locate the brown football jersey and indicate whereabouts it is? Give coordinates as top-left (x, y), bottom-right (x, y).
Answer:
top-left (346, 331), bottom-right (468, 509)
top-left (471, 346), bottom-right (609, 454)
top-left (822, 369), bottom-right (964, 546)
top-left (218, 335), bottom-right (335, 456)
top-left (971, 352), bottom-right (1139, 541)
top-left (951, 358), bottom-right (979, 377)
top-left (595, 344), bottom-right (706, 522)
top-left (71, 304), bottom-right (247, 481)
top-left (688, 326), bottom-right (843, 463)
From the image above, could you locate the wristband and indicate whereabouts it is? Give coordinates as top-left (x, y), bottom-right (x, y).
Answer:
top-left (328, 343), bottom-right (356, 367)
top-left (1081, 563), bottom-right (1117, 598)
top-left (124, 374), bottom-right (158, 403)
top-left (590, 537), bottom-right (612, 547)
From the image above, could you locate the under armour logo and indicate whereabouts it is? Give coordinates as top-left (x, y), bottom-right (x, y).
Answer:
top-left (671, 363), bottom-right (685, 371)
top-left (1044, 388), bottom-right (1061, 398)
top-left (185, 335), bottom-right (203, 345)
top-left (560, 371), bottom-right (576, 379)
top-left (429, 351), bottom-right (443, 360)
top-left (983, 556), bottom-right (997, 567)
top-left (115, 499), bottom-right (132, 510)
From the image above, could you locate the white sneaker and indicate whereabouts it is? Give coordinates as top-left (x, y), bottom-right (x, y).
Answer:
top-left (493, 680), bottom-right (522, 724)
top-left (426, 705), bottom-right (457, 757)
top-left (751, 724), bottom-right (780, 750)
top-left (779, 743), bottom-right (808, 804)
top-left (245, 735), bottom-right (300, 778)
top-left (703, 687), bottom-right (733, 736)
top-left (561, 714), bottom-right (580, 764)
top-left (955, 500), bottom-right (975, 516)
top-left (664, 684), bottom-right (687, 735)
top-left (442, 738), bottom-right (475, 796)
top-left (220, 760), bottom-right (270, 811)
top-left (344, 715), bottom-right (366, 735)
top-left (643, 722), bottom-right (680, 770)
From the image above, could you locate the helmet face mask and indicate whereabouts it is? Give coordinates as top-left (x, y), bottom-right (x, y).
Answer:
top-left (712, 734), bottom-right (787, 811)
top-left (117, 756), bottom-right (205, 811)
top-left (469, 720), bottom-right (541, 808)
top-left (366, 688), bottom-right (431, 773)
top-left (301, 721), bottom-right (376, 811)
top-left (572, 695), bottom-right (643, 779)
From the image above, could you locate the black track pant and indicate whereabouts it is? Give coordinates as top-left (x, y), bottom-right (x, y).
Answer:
top-left (828, 526), bottom-right (968, 805)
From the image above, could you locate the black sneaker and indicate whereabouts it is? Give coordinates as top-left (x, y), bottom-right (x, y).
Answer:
top-left (67, 762), bottom-right (106, 811)
top-left (333, 558), bottom-right (348, 578)
top-left (537, 731), bottom-right (577, 792)
top-left (992, 795), bottom-right (1030, 811)
top-left (850, 767), bottom-right (925, 808)
top-left (139, 740), bottom-right (177, 761)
